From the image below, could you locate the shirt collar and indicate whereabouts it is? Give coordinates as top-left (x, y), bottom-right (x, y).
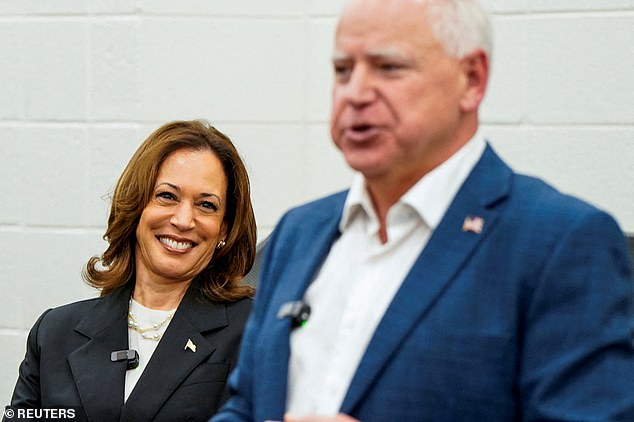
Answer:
top-left (340, 173), bottom-right (377, 233)
top-left (340, 132), bottom-right (487, 233)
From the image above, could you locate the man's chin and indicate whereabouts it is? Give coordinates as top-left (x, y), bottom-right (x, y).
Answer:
top-left (346, 161), bottom-right (389, 180)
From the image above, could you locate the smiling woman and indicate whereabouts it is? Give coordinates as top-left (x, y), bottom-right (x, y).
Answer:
top-left (88, 120), bottom-right (256, 303)
top-left (6, 120), bottom-right (257, 421)
top-left (134, 149), bottom-right (230, 301)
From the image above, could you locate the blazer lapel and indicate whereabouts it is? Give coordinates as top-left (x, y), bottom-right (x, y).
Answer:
top-left (340, 145), bottom-right (513, 414)
top-left (264, 193), bottom-right (347, 314)
top-left (256, 194), bottom-right (346, 419)
top-left (120, 287), bottom-right (228, 421)
top-left (67, 285), bottom-right (131, 422)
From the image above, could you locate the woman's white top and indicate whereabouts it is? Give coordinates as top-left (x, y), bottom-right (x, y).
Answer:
top-left (124, 298), bottom-right (176, 402)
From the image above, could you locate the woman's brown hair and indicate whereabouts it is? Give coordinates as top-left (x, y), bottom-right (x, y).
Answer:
top-left (83, 120), bottom-right (256, 301)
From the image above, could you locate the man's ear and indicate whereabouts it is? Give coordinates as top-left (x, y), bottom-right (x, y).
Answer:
top-left (459, 49), bottom-right (489, 112)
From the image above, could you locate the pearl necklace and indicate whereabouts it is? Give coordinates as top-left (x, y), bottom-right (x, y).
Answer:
top-left (127, 300), bottom-right (174, 341)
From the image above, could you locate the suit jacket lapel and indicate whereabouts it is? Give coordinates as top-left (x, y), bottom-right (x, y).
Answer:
top-left (257, 195), bottom-right (345, 419)
top-left (263, 194), bottom-right (346, 313)
top-left (67, 284), bottom-right (132, 422)
top-left (340, 145), bottom-right (513, 414)
top-left (120, 286), bottom-right (228, 421)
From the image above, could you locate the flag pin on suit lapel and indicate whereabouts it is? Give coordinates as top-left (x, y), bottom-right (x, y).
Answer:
top-left (462, 215), bottom-right (484, 234)
top-left (185, 338), bottom-right (197, 353)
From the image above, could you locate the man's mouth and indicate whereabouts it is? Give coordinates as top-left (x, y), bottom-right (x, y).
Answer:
top-left (344, 124), bottom-right (380, 141)
top-left (352, 124), bottom-right (372, 132)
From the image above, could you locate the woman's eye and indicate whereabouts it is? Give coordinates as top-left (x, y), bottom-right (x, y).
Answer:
top-left (199, 201), bottom-right (218, 212)
top-left (156, 191), bottom-right (177, 201)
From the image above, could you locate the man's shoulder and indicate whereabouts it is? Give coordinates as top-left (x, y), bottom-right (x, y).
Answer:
top-left (511, 172), bottom-right (605, 219)
top-left (480, 145), bottom-right (605, 218)
top-left (283, 190), bottom-right (348, 221)
top-left (262, 190), bottom-right (348, 265)
top-left (475, 146), bottom-right (621, 235)
top-left (503, 172), bottom-right (626, 249)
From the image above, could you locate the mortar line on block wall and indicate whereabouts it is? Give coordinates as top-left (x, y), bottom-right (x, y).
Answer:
top-left (300, 0), bottom-right (314, 176)
top-left (0, 119), bottom-right (305, 127)
top-left (85, 10), bottom-right (93, 124)
top-left (482, 122), bottom-right (634, 129)
top-left (531, 10), bottom-right (634, 17)
top-left (493, 10), bottom-right (634, 18)
top-left (18, 12), bottom-right (26, 121)
top-left (301, 0), bottom-right (311, 125)
top-left (0, 14), bottom-right (137, 21)
top-left (137, 13), bottom-right (303, 21)
top-left (179, 120), bottom-right (306, 127)
top-left (3, 225), bottom-right (106, 235)
top-left (526, 122), bottom-right (634, 129)
top-left (303, 119), bottom-right (634, 130)
top-left (0, 225), bottom-right (23, 232)
top-left (0, 328), bottom-right (29, 337)
top-left (309, 13), bottom-right (343, 19)
top-left (0, 120), bottom-right (141, 128)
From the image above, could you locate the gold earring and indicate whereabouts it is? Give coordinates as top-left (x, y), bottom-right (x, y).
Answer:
top-left (216, 240), bottom-right (226, 250)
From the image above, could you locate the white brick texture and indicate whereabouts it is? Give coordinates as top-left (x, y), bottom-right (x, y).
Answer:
top-left (1, 0), bottom-right (633, 403)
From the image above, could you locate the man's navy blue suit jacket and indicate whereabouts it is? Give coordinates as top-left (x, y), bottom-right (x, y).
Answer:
top-left (214, 144), bottom-right (634, 421)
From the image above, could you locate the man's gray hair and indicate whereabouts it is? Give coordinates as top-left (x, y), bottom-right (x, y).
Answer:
top-left (421, 0), bottom-right (493, 59)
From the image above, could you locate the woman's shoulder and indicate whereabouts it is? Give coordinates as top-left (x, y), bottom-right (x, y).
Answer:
top-left (35, 295), bottom-right (104, 331)
top-left (218, 296), bottom-right (253, 325)
top-left (217, 298), bottom-right (253, 342)
top-left (225, 296), bottom-right (253, 311)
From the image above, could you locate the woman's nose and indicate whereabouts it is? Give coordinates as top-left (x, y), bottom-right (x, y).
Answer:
top-left (169, 202), bottom-right (195, 230)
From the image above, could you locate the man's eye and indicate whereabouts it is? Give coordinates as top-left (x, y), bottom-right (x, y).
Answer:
top-left (379, 63), bottom-right (402, 72)
top-left (334, 64), bottom-right (351, 76)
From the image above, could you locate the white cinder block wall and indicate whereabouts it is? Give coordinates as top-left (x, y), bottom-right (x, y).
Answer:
top-left (1, 0), bottom-right (633, 403)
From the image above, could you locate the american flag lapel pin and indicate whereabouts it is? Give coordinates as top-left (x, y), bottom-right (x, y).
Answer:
top-left (185, 338), bottom-right (197, 353)
top-left (462, 215), bottom-right (484, 234)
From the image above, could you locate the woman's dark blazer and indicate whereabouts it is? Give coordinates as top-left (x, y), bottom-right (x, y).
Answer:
top-left (6, 283), bottom-right (252, 422)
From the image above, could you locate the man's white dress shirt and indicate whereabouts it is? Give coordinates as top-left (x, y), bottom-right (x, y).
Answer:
top-left (286, 134), bottom-right (486, 416)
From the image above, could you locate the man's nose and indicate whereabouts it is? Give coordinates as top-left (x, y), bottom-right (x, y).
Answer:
top-left (340, 66), bottom-right (376, 106)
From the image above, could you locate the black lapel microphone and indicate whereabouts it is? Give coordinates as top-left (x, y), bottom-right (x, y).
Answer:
top-left (110, 349), bottom-right (139, 370)
top-left (277, 301), bottom-right (311, 329)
